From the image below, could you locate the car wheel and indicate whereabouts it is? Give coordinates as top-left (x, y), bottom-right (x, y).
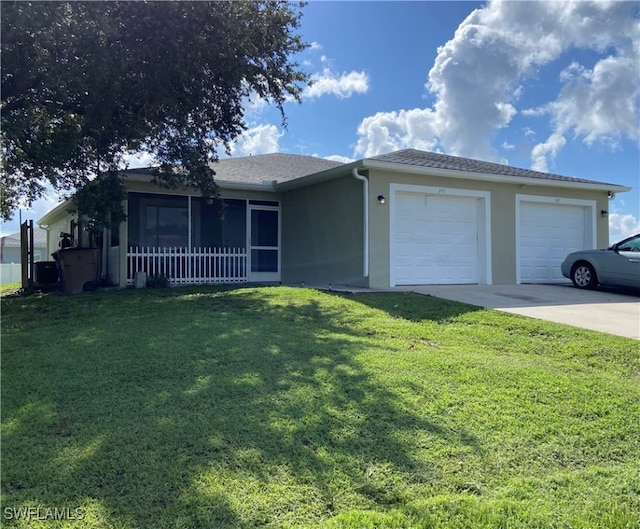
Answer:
top-left (571, 262), bottom-right (597, 289)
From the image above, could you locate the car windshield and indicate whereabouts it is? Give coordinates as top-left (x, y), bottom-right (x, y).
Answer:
top-left (615, 235), bottom-right (640, 252)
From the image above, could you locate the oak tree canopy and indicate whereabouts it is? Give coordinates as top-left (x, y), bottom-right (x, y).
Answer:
top-left (1, 1), bottom-right (309, 227)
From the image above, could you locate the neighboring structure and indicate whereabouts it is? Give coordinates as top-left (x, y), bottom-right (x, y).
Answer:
top-left (0, 227), bottom-right (49, 285)
top-left (0, 227), bottom-right (48, 263)
top-left (37, 149), bottom-right (631, 289)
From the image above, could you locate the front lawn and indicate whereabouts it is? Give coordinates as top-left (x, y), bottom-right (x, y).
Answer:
top-left (1, 286), bottom-right (638, 528)
top-left (0, 282), bottom-right (21, 294)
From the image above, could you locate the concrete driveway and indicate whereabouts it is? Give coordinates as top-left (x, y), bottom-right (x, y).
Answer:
top-left (411, 284), bottom-right (640, 340)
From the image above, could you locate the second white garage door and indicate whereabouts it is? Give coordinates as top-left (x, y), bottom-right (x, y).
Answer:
top-left (392, 191), bottom-right (480, 285)
top-left (518, 198), bottom-right (594, 283)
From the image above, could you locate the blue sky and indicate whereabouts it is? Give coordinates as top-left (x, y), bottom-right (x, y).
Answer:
top-left (2, 0), bottom-right (639, 242)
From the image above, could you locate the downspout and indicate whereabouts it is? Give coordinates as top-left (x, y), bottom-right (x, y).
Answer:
top-left (352, 167), bottom-right (369, 278)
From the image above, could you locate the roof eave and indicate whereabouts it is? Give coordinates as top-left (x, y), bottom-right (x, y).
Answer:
top-left (37, 200), bottom-right (72, 227)
top-left (121, 172), bottom-right (278, 192)
top-left (216, 180), bottom-right (278, 192)
top-left (275, 161), bottom-right (363, 191)
top-left (362, 159), bottom-right (632, 193)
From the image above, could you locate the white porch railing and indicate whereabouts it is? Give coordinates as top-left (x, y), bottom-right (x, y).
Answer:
top-left (127, 246), bottom-right (247, 286)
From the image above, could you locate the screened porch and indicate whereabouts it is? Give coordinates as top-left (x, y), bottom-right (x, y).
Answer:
top-left (124, 193), bottom-right (280, 285)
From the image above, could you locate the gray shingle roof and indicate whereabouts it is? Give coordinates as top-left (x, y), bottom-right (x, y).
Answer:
top-left (212, 153), bottom-right (344, 184)
top-left (125, 149), bottom-right (624, 189)
top-left (368, 149), bottom-right (617, 186)
top-left (126, 153), bottom-right (344, 185)
top-left (1, 227), bottom-right (47, 247)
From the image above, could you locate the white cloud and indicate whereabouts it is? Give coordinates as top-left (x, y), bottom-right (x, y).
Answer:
top-left (242, 91), bottom-right (270, 116)
top-left (531, 132), bottom-right (567, 172)
top-left (323, 154), bottom-right (354, 164)
top-left (304, 68), bottom-right (369, 100)
top-left (229, 124), bottom-right (282, 156)
top-left (495, 102), bottom-right (517, 128)
top-left (355, 108), bottom-right (441, 157)
top-left (529, 54), bottom-right (639, 155)
top-left (124, 151), bottom-right (157, 169)
top-left (353, 0), bottom-right (639, 169)
top-left (609, 213), bottom-right (640, 243)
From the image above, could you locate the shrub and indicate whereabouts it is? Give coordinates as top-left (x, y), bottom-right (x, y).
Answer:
top-left (146, 274), bottom-right (170, 288)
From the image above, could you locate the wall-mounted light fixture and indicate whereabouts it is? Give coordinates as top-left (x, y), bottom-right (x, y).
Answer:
top-left (377, 195), bottom-right (386, 204)
top-left (607, 191), bottom-right (613, 199)
top-left (601, 209), bottom-right (608, 217)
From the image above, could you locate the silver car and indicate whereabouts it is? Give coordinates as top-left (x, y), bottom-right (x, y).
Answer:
top-left (561, 233), bottom-right (640, 289)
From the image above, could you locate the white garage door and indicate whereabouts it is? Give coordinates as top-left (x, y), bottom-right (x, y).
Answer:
top-left (393, 192), bottom-right (479, 285)
top-left (519, 201), bottom-right (590, 283)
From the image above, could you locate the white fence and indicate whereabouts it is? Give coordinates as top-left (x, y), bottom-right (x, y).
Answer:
top-left (0, 263), bottom-right (22, 285)
top-left (127, 246), bottom-right (247, 286)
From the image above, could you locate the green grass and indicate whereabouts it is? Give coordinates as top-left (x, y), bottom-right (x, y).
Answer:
top-left (1, 286), bottom-right (639, 528)
top-left (0, 282), bottom-right (21, 293)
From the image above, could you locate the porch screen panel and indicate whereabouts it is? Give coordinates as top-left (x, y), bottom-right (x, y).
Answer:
top-left (250, 209), bottom-right (278, 273)
top-left (146, 205), bottom-right (189, 247)
top-left (223, 200), bottom-right (246, 247)
top-left (251, 249), bottom-right (278, 272)
top-left (165, 206), bottom-right (188, 247)
top-left (251, 209), bottom-right (278, 247)
top-left (128, 193), bottom-right (189, 248)
top-left (198, 198), bottom-right (246, 248)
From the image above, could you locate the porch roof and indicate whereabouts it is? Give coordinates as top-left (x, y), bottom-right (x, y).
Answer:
top-left (125, 153), bottom-right (344, 188)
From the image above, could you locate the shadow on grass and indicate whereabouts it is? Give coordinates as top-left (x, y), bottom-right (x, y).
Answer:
top-left (2, 286), bottom-right (481, 528)
top-left (338, 290), bottom-right (484, 323)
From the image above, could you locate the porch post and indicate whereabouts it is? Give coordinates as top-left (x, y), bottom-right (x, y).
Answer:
top-left (188, 195), bottom-right (192, 249)
top-left (118, 197), bottom-right (128, 288)
top-left (101, 225), bottom-right (108, 281)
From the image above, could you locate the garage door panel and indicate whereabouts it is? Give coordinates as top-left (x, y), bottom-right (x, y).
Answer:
top-left (393, 192), bottom-right (479, 285)
top-left (519, 201), bottom-right (590, 283)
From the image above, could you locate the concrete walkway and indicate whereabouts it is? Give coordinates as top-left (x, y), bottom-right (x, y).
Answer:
top-left (411, 284), bottom-right (640, 340)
